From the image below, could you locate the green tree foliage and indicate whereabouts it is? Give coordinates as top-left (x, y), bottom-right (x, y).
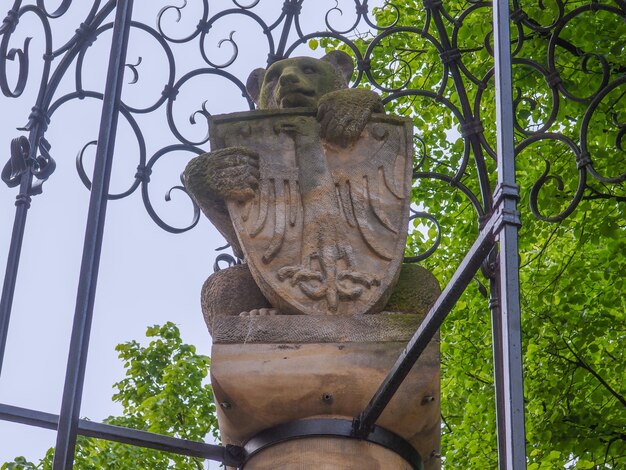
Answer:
top-left (4, 2), bottom-right (624, 469)
top-left (2, 323), bottom-right (218, 469)
top-left (314, 0), bottom-right (625, 467)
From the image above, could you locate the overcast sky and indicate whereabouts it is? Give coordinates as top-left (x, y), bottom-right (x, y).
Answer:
top-left (0, 1), bottom-right (383, 465)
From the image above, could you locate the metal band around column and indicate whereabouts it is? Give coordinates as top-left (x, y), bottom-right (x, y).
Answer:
top-left (243, 418), bottom-right (423, 469)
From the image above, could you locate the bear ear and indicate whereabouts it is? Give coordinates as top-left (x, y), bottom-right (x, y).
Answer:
top-left (321, 50), bottom-right (354, 84)
top-left (246, 68), bottom-right (266, 105)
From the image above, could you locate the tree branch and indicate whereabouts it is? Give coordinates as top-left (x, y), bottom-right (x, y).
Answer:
top-left (583, 186), bottom-right (626, 203)
top-left (441, 413), bottom-right (453, 433)
top-left (563, 340), bottom-right (626, 408)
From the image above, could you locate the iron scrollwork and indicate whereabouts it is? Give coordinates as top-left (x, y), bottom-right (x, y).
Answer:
top-left (2, 0), bottom-right (624, 260)
top-left (0, 0), bottom-right (623, 467)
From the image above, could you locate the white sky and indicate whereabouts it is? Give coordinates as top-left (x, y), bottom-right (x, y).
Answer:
top-left (0, 1), bottom-right (383, 466)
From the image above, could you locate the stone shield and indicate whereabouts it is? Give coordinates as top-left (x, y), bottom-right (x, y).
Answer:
top-left (209, 108), bottom-right (413, 315)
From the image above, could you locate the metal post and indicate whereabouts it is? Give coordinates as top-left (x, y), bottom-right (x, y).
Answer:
top-left (1, 403), bottom-right (243, 466)
top-left (355, 216), bottom-right (497, 437)
top-left (52, 0), bottom-right (134, 467)
top-left (0, 169), bottom-right (32, 377)
top-left (273, 0), bottom-right (301, 61)
top-left (491, 0), bottom-right (527, 467)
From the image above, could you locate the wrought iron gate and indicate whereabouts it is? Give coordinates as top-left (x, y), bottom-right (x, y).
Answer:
top-left (2, 0), bottom-right (624, 468)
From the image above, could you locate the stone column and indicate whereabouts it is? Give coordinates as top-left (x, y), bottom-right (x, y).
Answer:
top-left (184, 69), bottom-right (443, 468)
top-left (209, 265), bottom-right (441, 470)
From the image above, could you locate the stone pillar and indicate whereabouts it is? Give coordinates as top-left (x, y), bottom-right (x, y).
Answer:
top-left (183, 60), bottom-right (444, 468)
top-left (209, 266), bottom-right (441, 470)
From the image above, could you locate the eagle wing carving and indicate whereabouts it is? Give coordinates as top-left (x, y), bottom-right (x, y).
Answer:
top-left (213, 109), bottom-right (412, 315)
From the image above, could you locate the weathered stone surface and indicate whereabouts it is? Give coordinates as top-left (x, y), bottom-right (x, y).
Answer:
top-left (244, 437), bottom-right (413, 469)
top-left (206, 263), bottom-right (440, 342)
top-left (184, 51), bottom-right (411, 317)
top-left (212, 339), bottom-right (440, 469)
top-left (201, 264), bottom-right (271, 334)
top-left (184, 51), bottom-right (384, 266)
top-left (386, 264), bottom-right (442, 315)
top-left (210, 264), bottom-right (442, 468)
top-left (248, 52), bottom-right (353, 110)
top-left (185, 52), bottom-right (442, 468)
top-left (210, 110), bottom-right (413, 316)
top-left (212, 313), bottom-right (426, 344)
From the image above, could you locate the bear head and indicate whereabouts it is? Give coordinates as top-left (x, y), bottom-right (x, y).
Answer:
top-left (246, 50), bottom-right (354, 109)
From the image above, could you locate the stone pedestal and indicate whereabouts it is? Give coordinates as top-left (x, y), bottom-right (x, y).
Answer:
top-left (211, 314), bottom-right (440, 469)
top-left (186, 53), bottom-right (442, 468)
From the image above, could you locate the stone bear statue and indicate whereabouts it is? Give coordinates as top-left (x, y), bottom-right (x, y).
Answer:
top-left (184, 51), bottom-right (436, 328)
top-left (185, 51), bottom-right (383, 260)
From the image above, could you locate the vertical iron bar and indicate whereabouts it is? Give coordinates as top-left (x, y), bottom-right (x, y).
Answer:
top-left (274, 0), bottom-right (300, 61)
top-left (426, 6), bottom-right (492, 212)
top-left (0, 171), bottom-right (32, 377)
top-left (489, 273), bottom-right (508, 459)
top-left (492, 0), bottom-right (527, 467)
top-left (52, 0), bottom-right (134, 467)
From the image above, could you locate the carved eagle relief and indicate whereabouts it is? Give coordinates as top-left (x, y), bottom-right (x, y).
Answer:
top-left (209, 108), bottom-right (413, 316)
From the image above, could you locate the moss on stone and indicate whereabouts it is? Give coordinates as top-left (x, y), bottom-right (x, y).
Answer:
top-left (385, 264), bottom-right (441, 315)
